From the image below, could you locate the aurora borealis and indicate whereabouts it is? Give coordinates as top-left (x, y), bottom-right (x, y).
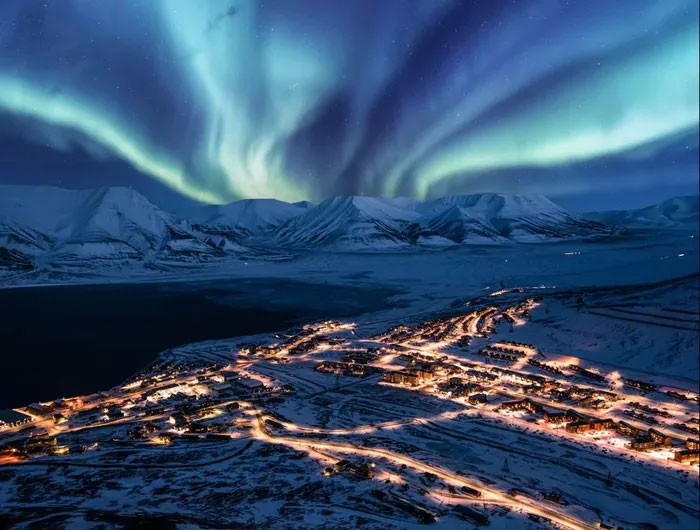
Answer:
top-left (0, 0), bottom-right (697, 207)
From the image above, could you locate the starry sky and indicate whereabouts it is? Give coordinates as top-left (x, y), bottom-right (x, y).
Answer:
top-left (0, 0), bottom-right (697, 211)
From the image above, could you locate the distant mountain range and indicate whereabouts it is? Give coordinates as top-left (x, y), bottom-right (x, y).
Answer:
top-left (0, 185), bottom-right (696, 273)
top-left (273, 194), bottom-right (617, 249)
top-left (586, 195), bottom-right (699, 229)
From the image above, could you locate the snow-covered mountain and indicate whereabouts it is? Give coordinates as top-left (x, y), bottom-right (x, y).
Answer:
top-left (0, 186), bottom-right (649, 273)
top-left (273, 193), bottom-right (617, 249)
top-left (273, 196), bottom-right (421, 249)
top-left (191, 198), bottom-right (312, 236)
top-left (585, 195), bottom-right (699, 229)
top-left (0, 186), bottom-right (238, 272)
top-left (410, 194), bottom-right (616, 245)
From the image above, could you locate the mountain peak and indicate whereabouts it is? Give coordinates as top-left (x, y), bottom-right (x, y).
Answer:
top-left (423, 193), bottom-right (566, 218)
top-left (192, 197), bottom-right (312, 234)
top-left (586, 195), bottom-right (699, 228)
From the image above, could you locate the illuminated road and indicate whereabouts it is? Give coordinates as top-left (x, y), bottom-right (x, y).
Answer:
top-left (251, 408), bottom-right (597, 530)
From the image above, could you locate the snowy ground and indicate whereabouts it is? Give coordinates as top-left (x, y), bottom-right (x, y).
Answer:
top-left (0, 229), bottom-right (697, 529)
top-left (1, 276), bottom-right (698, 529)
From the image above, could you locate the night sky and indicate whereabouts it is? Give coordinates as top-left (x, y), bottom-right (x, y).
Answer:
top-left (0, 0), bottom-right (697, 211)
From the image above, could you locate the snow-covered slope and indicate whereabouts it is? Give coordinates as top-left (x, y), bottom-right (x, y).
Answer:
top-left (191, 198), bottom-right (312, 236)
top-left (0, 187), bottom-right (629, 270)
top-left (409, 193), bottom-right (616, 244)
top-left (273, 193), bottom-right (617, 249)
top-left (0, 185), bottom-right (173, 241)
top-left (0, 186), bottom-right (235, 271)
top-left (586, 195), bottom-right (699, 229)
top-left (273, 196), bottom-right (421, 249)
top-left (0, 219), bottom-right (55, 256)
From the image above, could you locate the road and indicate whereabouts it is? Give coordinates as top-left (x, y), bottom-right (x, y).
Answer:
top-left (252, 408), bottom-right (597, 530)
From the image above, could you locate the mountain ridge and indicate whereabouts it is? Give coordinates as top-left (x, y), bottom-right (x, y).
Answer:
top-left (0, 185), bottom-right (694, 273)
top-left (272, 192), bottom-right (619, 249)
top-left (586, 195), bottom-right (699, 228)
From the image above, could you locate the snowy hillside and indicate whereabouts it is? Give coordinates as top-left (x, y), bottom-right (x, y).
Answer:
top-left (586, 195), bottom-right (699, 229)
top-left (274, 193), bottom-right (618, 249)
top-left (0, 185), bottom-right (242, 273)
top-left (508, 275), bottom-right (699, 381)
top-left (191, 198), bottom-right (312, 235)
top-left (273, 196), bottom-right (421, 249)
top-left (409, 193), bottom-right (615, 244)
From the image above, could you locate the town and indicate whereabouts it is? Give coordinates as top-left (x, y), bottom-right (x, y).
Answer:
top-left (1, 294), bottom-right (698, 529)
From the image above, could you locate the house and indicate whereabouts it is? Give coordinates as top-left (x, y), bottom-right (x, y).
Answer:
top-left (333, 459), bottom-right (374, 479)
top-left (26, 403), bottom-right (53, 417)
top-left (437, 379), bottom-right (482, 397)
top-left (590, 418), bottom-right (615, 431)
top-left (543, 411), bottom-right (567, 424)
top-left (630, 435), bottom-right (656, 451)
top-left (566, 421), bottom-right (592, 434)
top-left (382, 370), bottom-right (421, 386)
top-left (581, 398), bottom-right (608, 410)
top-left (569, 365), bottom-right (606, 382)
top-left (527, 359), bottom-right (564, 376)
top-left (76, 407), bottom-right (100, 419)
top-left (450, 384), bottom-right (478, 398)
top-left (623, 378), bottom-right (657, 392)
top-left (54, 398), bottom-right (83, 410)
top-left (648, 428), bottom-right (672, 447)
top-left (234, 377), bottom-right (266, 394)
top-left (168, 413), bottom-right (188, 429)
top-left (666, 391), bottom-right (690, 401)
top-left (616, 421), bottom-right (639, 438)
top-left (565, 409), bottom-right (588, 423)
top-left (465, 369), bottom-right (498, 383)
top-left (128, 425), bottom-right (148, 440)
top-left (565, 419), bottom-right (615, 434)
top-left (476, 349), bottom-right (521, 362)
top-left (673, 449), bottom-right (700, 463)
top-left (522, 384), bottom-right (541, 395)
top-left (468, 393), bottom-right (488, 405)
top-left (102, 405), bottom-right (124, 420)
top-left (409, 366), bottom-right (434, 381)
top-left (152, 433), bottom-right (173, 445)
top-left (686, 438), bottom-right (700, 450)
top-left (500, 398), bottom-right (542, 415)
top-left (591, 390), bottom-right (618, 401)
top-left (316, 361), bottom-right (345, 375)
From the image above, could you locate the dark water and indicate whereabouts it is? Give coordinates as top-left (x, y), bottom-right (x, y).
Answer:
top-left (0, 278), bottom-right (399, 408)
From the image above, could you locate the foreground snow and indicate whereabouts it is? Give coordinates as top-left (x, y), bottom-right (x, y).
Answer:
top-left (0, 275), bottom-right (697, 530)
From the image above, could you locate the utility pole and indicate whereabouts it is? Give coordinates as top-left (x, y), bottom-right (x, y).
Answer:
top-left (502, 457), bottom-right (510, 473)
